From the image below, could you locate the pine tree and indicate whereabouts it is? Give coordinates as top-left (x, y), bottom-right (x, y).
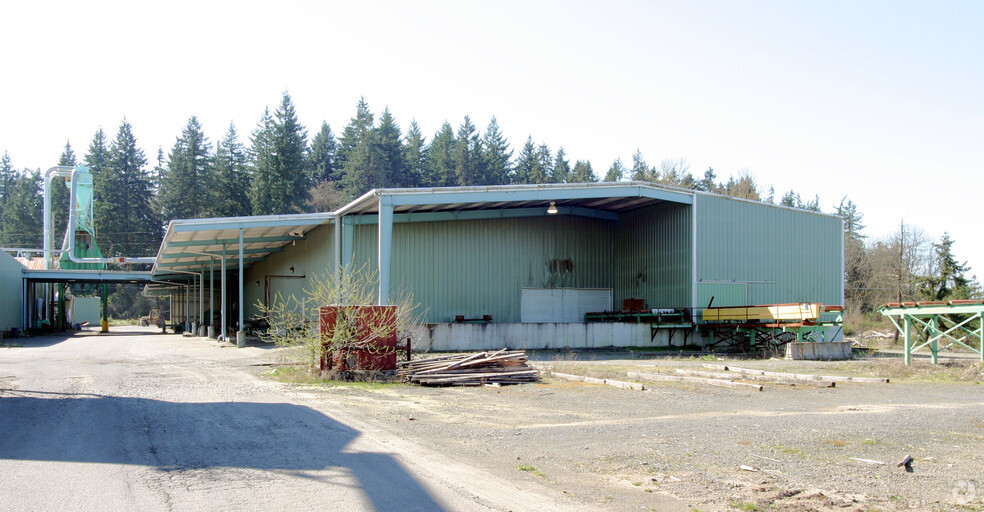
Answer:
top-left (159, 116), bottom-right (213, 220)
top-left (95, 120), bottom-right (160, 257)
top-left (0, 168), bottom-right (43, 247)
top-left (452, 116), bottom-right (482, 185)
top-left (213, 123), bottom-right (252, 217)
top-left (425, 122), bottom-right (456, 187)
top-left (570, 160), bottom-right (597, 183)
top-left (402, 120), bottom-right (427, 188)
top-left (837, 197), bottom-right (870, 311)
top-left (250, 92), bottom-right (309, 214)
top-left (58, 141), bottom-right (77, 166)
top-left (603, 158), bottom-right (625, 182)
top-left (512, 137), bottom-right (537, 184)
top-left (337, 98), bottom-right (379, 198)
top-left (0, 152), bottom-right (17, 222)
top-left (630, 149), bottom-right (652, 181)
top-left (552, 148), bottom-right (571, 183)
top-left (920, 233), bottom-right (978, 301)
top-left (480, 117), bottom-right (512, 185)
top-left (375, 107), bottom-right (404, 187)
top-left (84, 129), bottom-right (111, 178)
top-left (531, 144), bottom-right (552, 184)
top-left (309, 122), bottom-right (338, 183)
top-left (724, 170), bottom-right (760, 200)
top-left (695, 167), bottom-right (719, 192)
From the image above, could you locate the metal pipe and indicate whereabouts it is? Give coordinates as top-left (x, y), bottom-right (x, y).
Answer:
top-left (1, 248), bottom-right (64, 254)
top-left (67, 167), bottom-right (156, 265)
top-left (43, 166), bottom-right (74, 270)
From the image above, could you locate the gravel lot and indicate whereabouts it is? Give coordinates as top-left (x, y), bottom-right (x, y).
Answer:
top-left (3, 329), bottom-right (982, 511)
top-left (307, 351), bottom-right (984, 512)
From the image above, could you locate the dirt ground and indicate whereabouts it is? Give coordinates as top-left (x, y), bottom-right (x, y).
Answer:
top-left (3, 328), bottom-right (982, 511)
top-left (276, 349), bottom-right (984, 512)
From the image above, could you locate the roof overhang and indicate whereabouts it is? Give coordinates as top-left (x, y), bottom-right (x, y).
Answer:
top-left (334, 182), bottom-right (695, 219)
top-left (151, 212), bottom-right (334, 277)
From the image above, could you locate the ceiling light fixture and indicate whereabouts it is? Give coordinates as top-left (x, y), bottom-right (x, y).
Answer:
top-left (547, 201), bottom-right (558, 214)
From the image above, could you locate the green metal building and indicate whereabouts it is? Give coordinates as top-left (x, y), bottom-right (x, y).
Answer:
top-left (151, 182), bottom-right (843, 350)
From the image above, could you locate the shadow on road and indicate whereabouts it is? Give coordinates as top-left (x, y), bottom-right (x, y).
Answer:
top-left (0, 391), bottom-right (444, 511)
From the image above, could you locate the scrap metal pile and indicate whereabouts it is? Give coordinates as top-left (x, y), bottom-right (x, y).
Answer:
top-left (398, 349), bottom-right (539, 386)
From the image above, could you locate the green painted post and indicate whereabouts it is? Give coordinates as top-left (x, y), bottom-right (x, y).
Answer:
top-left (903, 314), bottom-right (911, 366)
top-left (979, 311), bottom-right (984, 363)
top-left (929, 316), bottom-right (939, 365)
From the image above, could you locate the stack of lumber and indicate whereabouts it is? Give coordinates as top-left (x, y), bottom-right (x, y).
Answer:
top-left (398, 349), bottom-right (539, 386)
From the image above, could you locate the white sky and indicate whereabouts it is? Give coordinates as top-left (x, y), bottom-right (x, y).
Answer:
top-left (2, 0), bottom-right (982, 276)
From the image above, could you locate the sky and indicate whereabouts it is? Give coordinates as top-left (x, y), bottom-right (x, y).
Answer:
top-left (2, 0), bottom-right (982, 276)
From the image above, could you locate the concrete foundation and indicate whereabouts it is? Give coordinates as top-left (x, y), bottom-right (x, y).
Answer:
top-left (414, 322), bottom-right (698, 351)
top-left (785, 341), bottom-right (853, 360)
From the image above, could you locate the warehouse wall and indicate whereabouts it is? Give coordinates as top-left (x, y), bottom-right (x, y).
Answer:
top-left (612, 202), bottom-right (692, 310)
top-left (243, 223), bottom-right (335, 319)
top-left (349, 215), bottom-right (619, 323)
top-left (694, 194), bottom-right (843, 308)
top-left (0, 251), bottom-right (23, 331)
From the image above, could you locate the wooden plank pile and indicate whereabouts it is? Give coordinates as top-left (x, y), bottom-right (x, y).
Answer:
top-left (398, 349), bottom-right (540, 386)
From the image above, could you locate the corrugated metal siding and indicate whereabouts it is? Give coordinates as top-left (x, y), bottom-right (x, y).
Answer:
top-left (612, 203), bottom-right (692, 309)
top-left (243, 223), bottom-right (335, 318)
top-left (695, 195), bottom-right (843, 306)
top-left (0, 251), bottom-right (24, 330)
top-left (363, 216), bottom-right (616, 323)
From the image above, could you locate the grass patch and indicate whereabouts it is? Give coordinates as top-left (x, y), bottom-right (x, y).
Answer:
top-left (265, 365), bottom-right (399, 390)
top-left (861, 438), bottom-right (882, 446)
top-left (517, 464), bottom-right (546, 477)
top-left (549, 362), bottom-right (635, 380)
top-left (766, 444), bottom-right (805, 457)
top-left (729, 500), bottom-right (760, 511)
top-left (826, 439), bottom-right (848, 447)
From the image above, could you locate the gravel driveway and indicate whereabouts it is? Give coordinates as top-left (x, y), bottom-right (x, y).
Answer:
top-left (3, 328), bottom-right (982, 512)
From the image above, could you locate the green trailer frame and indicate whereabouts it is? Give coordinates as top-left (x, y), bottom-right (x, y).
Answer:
top-left (878, 300), bottom-right (984, 365)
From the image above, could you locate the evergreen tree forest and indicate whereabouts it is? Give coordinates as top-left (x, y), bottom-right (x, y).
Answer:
top-left (0, 92), bottom-right (979, 321)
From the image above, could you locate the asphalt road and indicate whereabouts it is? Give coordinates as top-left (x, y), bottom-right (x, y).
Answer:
top-left (0, 328), bottom-right (580, 512)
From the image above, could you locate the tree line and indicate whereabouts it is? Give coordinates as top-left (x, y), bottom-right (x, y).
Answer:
top-left (0, 91), bottom-right (979, 321)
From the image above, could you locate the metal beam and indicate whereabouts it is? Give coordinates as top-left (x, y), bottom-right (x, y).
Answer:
top-left (383, 185), bottom-right (694, 207)
top-left (345, 205), bottom-right (619, 225)
top-left (156, 257), bottom-right (264, 268)
top-left (161, 247), bottom-right (283, 259)
top-left (172, 214), bottom-right (332, 232)
top-left (168, 235), bottom-right (303, 247)
top-left (22, 269), bottom-right (153, 283)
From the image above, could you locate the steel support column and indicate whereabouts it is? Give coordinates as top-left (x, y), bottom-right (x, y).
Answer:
top-left (237, 228), bottom-right (245, 348)
top-left (221, 244), bottom-right (227, 342)
top-left (377, 198), bottom-right (393, 305)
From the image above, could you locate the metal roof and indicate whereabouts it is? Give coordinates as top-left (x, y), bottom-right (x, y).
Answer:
top-left (151, 212), bottom-right (334, 277)
top-left (335, 182), bottom-right (695, 217)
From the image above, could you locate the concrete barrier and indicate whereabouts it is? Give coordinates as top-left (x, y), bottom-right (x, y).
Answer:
top-left (785, 341), bottom-right (853, 360)
top-left (415, 322), bottom-right (691, 351)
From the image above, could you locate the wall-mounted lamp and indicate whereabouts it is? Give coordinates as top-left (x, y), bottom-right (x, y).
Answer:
top-left (289, 266), bottom-right (295, 274)
top-left (256, 280), bottom-right (260, 286)
top-left (546, 201), bottom-right (558, 214)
